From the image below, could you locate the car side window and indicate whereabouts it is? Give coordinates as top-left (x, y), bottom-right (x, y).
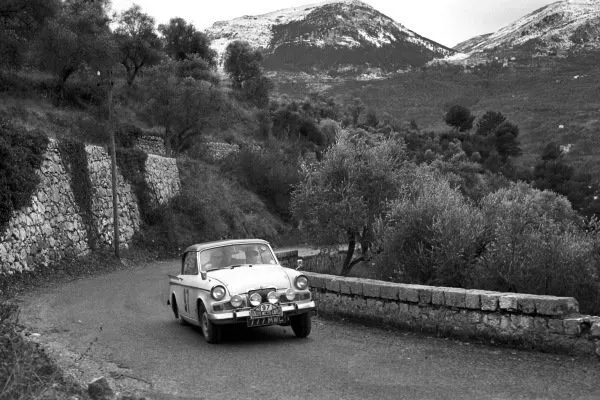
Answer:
top-left (182, 252), bottom-right (198, 275)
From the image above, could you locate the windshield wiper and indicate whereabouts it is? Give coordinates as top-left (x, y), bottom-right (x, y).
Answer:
top-left (227, 264), bottom-right (246, 269)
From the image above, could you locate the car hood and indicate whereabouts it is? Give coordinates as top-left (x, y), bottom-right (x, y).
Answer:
top-left (208, 264), bottom-right (292, 294)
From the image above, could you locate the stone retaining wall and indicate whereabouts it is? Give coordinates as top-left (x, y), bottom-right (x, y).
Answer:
top-left (303, 271), bottom-right (600, 356)
top-left (0, 139), bottom-right (180, 274)
top-left (144, 155), bottom-right (181, 207)
top-left (135, 136), bottom-right (166, 156)
top-left (86, 145), bottom-right (141, 249)
top-left (0, 141), bottom-right (89, 273)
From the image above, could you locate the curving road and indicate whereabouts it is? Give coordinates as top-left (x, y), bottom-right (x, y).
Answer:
top-left (18, 259), bottom-right (600, 400)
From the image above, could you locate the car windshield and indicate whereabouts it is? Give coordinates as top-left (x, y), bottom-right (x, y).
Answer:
top-left (200, 243), bottom-right (277, 271)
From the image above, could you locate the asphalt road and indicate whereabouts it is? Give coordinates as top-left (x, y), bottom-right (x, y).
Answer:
top-left (17, 259), bottom-right (600, 400)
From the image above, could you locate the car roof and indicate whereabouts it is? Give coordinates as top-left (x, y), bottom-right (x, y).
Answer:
top-left (183, 239), bottom-right (270, 253)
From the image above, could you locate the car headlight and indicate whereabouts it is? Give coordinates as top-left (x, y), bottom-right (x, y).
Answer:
top-left (294, 275), bottom-right (309, 290)
top-left (211, 285), bottom-right (226, 301)
top-left (249, 292), bottom-right (262, 306)
top-left (285, 288), bottom-right (296, 301)
top-left (267, 291), bottom-right (278, 304)
top-left (230, 295), bottom-right (243, 308)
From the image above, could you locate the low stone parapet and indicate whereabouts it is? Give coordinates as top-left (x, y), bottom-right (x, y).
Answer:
top-left (304, 272), bottom-right (600, 357)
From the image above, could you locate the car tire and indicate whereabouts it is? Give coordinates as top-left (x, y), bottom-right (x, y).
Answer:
top-left (199, 303), bottom-right (222, 344)
top-left (290, 312), bottom-right (312, 338)
top-left (172, 297), bottom-right (188, 326)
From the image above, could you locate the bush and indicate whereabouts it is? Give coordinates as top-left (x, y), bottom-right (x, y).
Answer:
top-left (473, 182), bottom-right (600, 313)
top-left (444, 105), bottom-right (474, 132)
top-left (378, 165), bottom-right (485, 286)
top-left (0, 124), bottom-right (48, 233)
top-left (136, 159), bottom-right (287, 253)
top-left (220, 147), bottom-right (300, 221)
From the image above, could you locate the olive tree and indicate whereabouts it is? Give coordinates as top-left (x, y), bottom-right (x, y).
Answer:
top-left (114, 4), bottom-right (162, 85)
top-left (291, 130), bottom-right (405, 276)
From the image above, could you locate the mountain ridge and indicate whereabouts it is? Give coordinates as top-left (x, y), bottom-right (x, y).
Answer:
top-left (452, 0), bottom-right (600, 61)
top-left (205, 0), bottom-right (453, 74)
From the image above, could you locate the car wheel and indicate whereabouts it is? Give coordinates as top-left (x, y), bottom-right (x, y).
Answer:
top-left (172, 297), bottom-right (188, 326)
top-left (290, 312), bottom-right (312, 338)
top-left (199, 303), bottom-right (222, 344)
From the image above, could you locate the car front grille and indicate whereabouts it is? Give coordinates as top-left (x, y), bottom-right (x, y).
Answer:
top-left (248, 288), bottom-right (276, 303)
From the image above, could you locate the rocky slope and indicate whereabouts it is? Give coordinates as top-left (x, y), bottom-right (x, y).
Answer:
top-left (205, 0), bottom-right (453, 73)
top-left (455, 0), bottom-right (600, 60)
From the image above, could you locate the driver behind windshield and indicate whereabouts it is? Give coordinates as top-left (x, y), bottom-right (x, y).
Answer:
top-left (246, 249), bottom-right (261, 264)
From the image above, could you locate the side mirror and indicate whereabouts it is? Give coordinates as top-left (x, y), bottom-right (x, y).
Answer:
top-left (296, 259), bottom-right (303, 271)
top-left (200, 270), bottom-right (207, 280)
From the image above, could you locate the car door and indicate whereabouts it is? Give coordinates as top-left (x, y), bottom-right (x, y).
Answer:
top-left (179, 251), bottom-right (199, 320)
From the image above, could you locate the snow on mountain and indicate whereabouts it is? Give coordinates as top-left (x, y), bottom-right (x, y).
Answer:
top-left (458, 0), bottom-right (600, 56)
top-left (205, 0), bottom-right (453, 73)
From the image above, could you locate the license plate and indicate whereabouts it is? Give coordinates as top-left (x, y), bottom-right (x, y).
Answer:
top-left (248, 304), bottom-right (283, 327)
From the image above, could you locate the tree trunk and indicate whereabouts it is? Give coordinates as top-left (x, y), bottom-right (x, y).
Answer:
top-left (340, 232), bottom-right (356, 276)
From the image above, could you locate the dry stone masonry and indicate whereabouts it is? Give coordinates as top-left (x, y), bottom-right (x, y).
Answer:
top-left (0, 140), bottom-right (89, 273)
top-left (144, 155), bottom-right (181, 207)
top-left (303, 271), bottom-right (600, 357)
top-left (86, 145), bottom-right (141, 249)
top-left (0, 139), bottom-right (180, 274)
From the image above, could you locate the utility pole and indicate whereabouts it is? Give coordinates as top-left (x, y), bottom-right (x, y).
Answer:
top-left (98, 69), bottom-right (120, 258)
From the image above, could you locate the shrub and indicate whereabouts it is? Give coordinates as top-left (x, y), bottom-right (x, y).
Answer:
top-left (378, 165), bottom-right (485, 286)
top-left (136, 159), bottom-right (287, 253)
top-left (220, 146), bottom-right (300, 221)
top-left (473, 182), bottom-right (600, 313)
top-left (116, 124), bottom-right (143, 148)
top-left (0, 124), bottom-right (48, 234)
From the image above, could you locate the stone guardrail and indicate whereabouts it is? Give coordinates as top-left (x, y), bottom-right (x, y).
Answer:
top-left (276, 251), bottom-right (600, 357)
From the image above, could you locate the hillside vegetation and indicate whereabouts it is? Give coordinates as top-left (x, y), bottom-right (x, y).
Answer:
top-left (273, 52), bottom-right (600, 176)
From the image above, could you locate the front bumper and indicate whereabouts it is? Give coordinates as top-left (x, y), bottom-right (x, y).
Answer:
top-left (208, 301), bottom-right (316, 325)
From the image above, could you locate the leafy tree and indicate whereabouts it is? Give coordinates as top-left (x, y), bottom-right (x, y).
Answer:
top-left (35, 0), bottom-right (116, 102)
top-left (476, 111), bottom-right (506, 136)
top-left (0, 0), bottom-right (60, 68)
top-left (114, 4), bottom-right (162, 85)
top-left (143, 64), bottom-right (217, 154)
top-left (533, 142), bottom-right (600, 217)
top-left (242, 75), bottom-right (273, 108)
top-left (223, 40), bottom-right (263, 90)
top-left (291, 131), bottom-right (405, 276)
top-left (444, 105), bottom-right (475, 132)
top-left (494, 121), bottom-right (522, 161)
top-left (174, 55), bottom-right (219, 85)
top-left (159, 17), bottom-right (216, 64)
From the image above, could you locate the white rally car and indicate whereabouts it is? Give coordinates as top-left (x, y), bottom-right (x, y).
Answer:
top-left (168, 239), bottom-right (316, 343)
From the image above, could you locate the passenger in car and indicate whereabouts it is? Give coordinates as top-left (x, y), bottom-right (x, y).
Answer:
top-left (246, 249), bottom-right (261, 264)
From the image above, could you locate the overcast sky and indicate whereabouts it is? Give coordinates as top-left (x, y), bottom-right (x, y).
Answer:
top-left (110, 0), bottom-right (557, 47)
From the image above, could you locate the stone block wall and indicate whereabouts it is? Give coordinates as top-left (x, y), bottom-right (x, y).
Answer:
top-left (135, 136), bottom-right (166, 156)
top-left (0, 141), bottom-right (89, 273)
top-left (0, 139), bottom-right (180, 274)
top-left (144, 155), bottom-right (181, 207)
top-left (303, 271), bottom-right (600, 357)
top-left (85, 145), bottom-right (141, 249)
top-left (205, 142), bottom-right (240, 160)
